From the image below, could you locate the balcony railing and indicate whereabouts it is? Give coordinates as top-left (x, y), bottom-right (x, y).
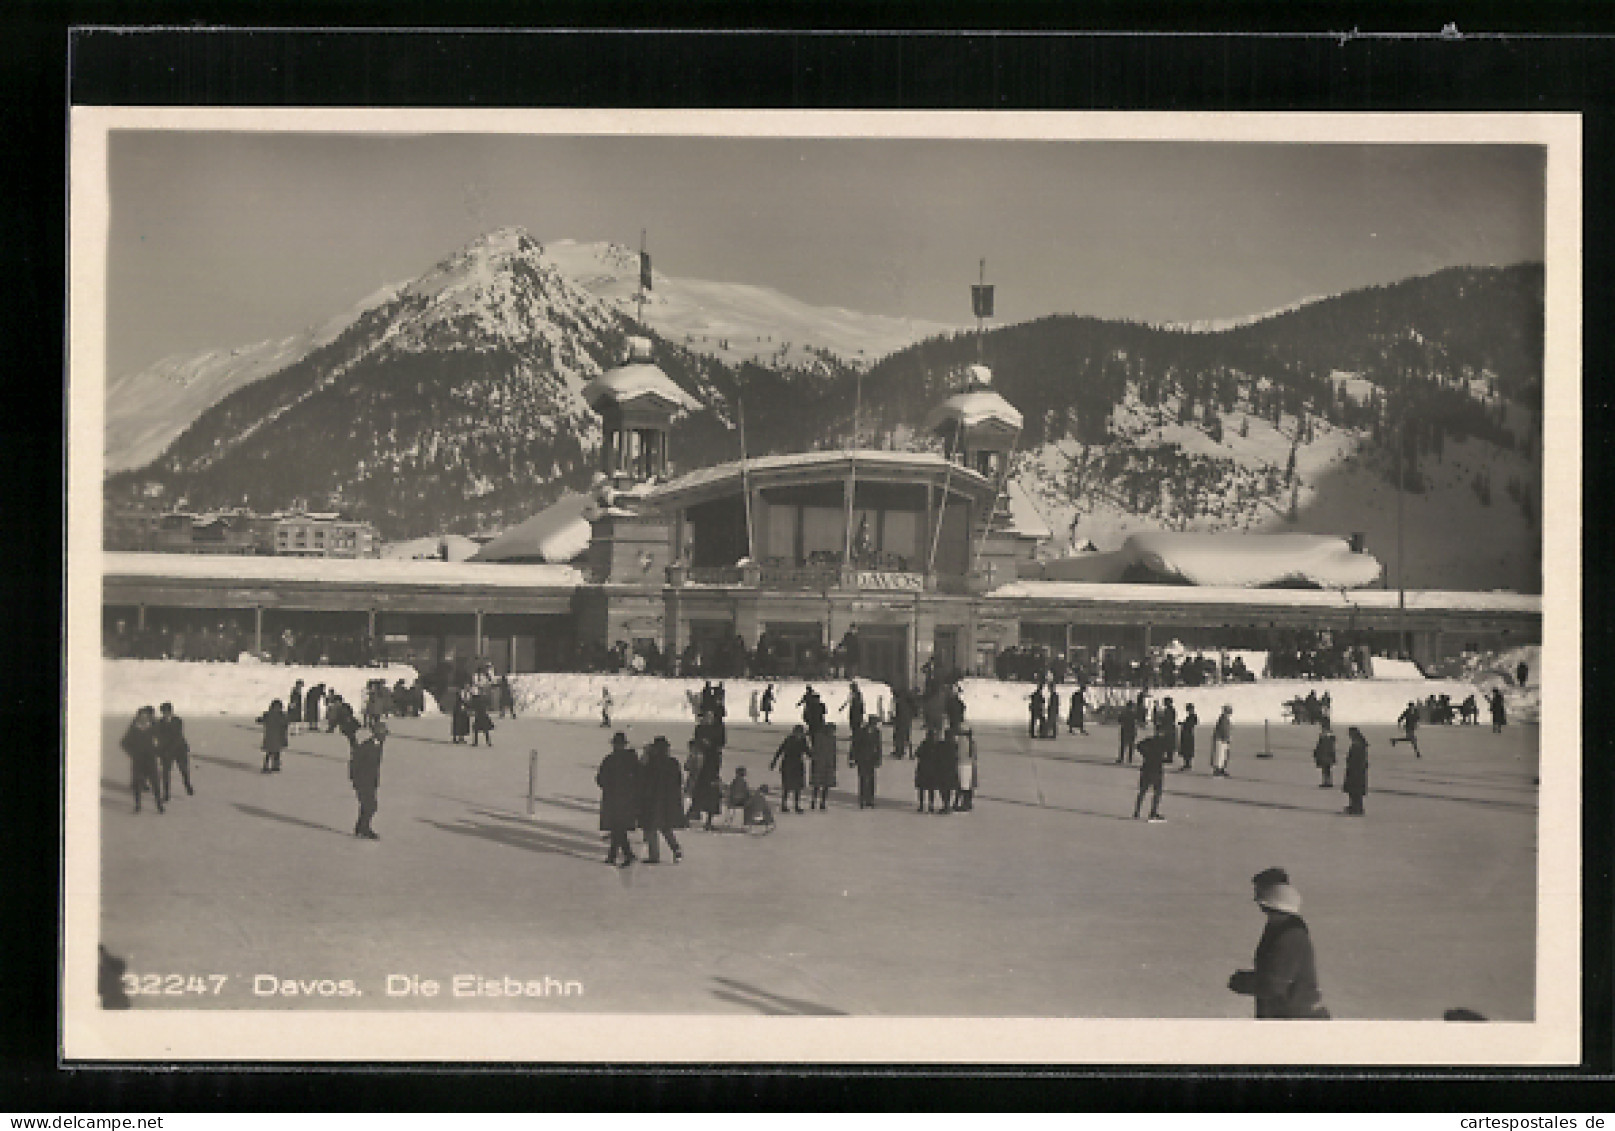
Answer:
top-left (671, 562), bottom-right (934, 592)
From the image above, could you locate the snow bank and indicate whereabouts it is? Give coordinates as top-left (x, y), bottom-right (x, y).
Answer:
top-left (101, 660), bottom-right (439, 719)
top-left (502, 673), bottom-right (1510, 727)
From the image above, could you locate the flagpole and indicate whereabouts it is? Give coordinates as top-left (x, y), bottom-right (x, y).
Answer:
top-left (927, 416), bottom-right (963, 576)
top-left (739, 394), bottom-right (756, 563)
top-left (844, 369), bottom-right (861, 566)
top-left (977, 258), bottom-right (986, 363)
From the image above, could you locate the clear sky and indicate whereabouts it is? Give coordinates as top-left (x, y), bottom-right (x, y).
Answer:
top-left (105, 130), bottom-right (1545, 376)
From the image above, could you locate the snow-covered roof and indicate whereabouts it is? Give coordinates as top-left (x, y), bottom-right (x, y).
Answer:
top-left (470, 492), bottom-right (595, 564)
top-left (582, 362), bottom-right (700, 415)
top-left (924, 389), bottom-right (1024, 437)
top-left (1041, 532), bottom-right (1384, 589)
top-left (649, 449), bottom-right (994, 504)
top-left (102, 551), bottom-right (586, 589)
top-left (381, 534), bottom-right (482, 562)
top-left (991, 577), bottom-right (1540, 614)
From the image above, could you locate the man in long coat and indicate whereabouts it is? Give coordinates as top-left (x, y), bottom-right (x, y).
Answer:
top-left (638, 736), bottom-right (686, 864)
top-left (597, 732), bottom-right (641, 866)
top-left (348, 720), bottom-right (387, 840)
top-left (849, 717), bottom-right (883, 809)
top-left (1228, 869), bottom-right (1329, 1019)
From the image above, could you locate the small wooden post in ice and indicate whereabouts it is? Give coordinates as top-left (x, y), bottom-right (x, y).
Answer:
top-left (527, 750), bottom-right (538, 817)
top-left (1257, 719), bottom-right (1273, 759)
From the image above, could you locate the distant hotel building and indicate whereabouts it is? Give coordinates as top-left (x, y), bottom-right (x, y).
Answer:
top-left (273, 513), bottom-right (380, 558)
top-left (104, 495), bottom-right (380, 559)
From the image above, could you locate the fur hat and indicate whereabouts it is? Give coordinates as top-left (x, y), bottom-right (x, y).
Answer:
top-left (1252, 866), bottom-right (1290, 888)
top-left (611, 731), bottom-right (632, 749)
top-left (1256, 881), bottom-right (1302, 915)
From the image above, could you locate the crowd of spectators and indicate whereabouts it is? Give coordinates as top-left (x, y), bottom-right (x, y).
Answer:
top-left (103, 620), bottom-right (380, 668)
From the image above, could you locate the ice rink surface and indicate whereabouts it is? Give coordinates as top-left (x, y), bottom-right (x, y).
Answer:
top-left (96, 713), bottom-right (1539, 1020)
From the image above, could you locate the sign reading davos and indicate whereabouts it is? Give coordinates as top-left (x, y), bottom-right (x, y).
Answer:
top-left (855, 571), bottom-right (924, 592)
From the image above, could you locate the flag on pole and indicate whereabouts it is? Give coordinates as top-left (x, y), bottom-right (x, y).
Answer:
top-left (971, 284), bottom-right (994, 319)
top-left (640, 252), bottom-right (653, 292)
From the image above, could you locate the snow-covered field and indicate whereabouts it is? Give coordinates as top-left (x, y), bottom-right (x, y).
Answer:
top-left (100, 660), bottom-right (437, 718)
top-left (98, 659), bottom-right (1538, 727)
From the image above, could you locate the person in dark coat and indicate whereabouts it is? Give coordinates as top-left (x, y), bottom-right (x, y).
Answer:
top-left (1132, 733), bottom-right (1170, 822)
top-left (288, 680), bottom-right (305, 735)
top-left (450, 688), bottom-right (471, 744)
top-left (120, 706), bottom-right (164, 814)
top-left (891, 689), bottom-right (914, 759)
top-left (1312, 720), bottom-right (1337, 788)
top-left (808, 723), bottom-right (839, 810)
top-left (1067, 684), bottom-right (1087, 735)
top-left (945, 683), bottom-right (966, 733)
top-left (771, 725), bottom-right (809, 814)
top-left (686, 729), bottom-right (724, 831)
top-left (1342, 726), bottom-right (1369, 815)
top-left (842, 682), bottom-right (866, 735)
top-left (304, 683), bottom-right (324, 731)
top-left (1116, 702), bottom-right (1138, 765)
top-left (470, 691), bottom-right (495, 747)
top-left (1176, 704), bottom-right (1199, 772)
top-left (1489, 688), bottom-right (1508, 733)
top-left (347, 720), bottom-right (387, 840)
top-left (1028, 684), bottom-right (1045, 738)
top-left (1228, 870), bottom-right (1329, 1019)
top-left (497, 674), bottom-right (516, 718)
top-left (1156, 696), bottom-right (1178, 763)
top-left (849, 717), bottom-right (883, 809)
top-left (914, 727), bottom-right (946, 813)
top-left (154, 701), bottom-right (193, 801)
top-left (760, 683), bottom-right (776, 724)
top-left (257, 699), bottom-right (288, 774)
top-left (1044, 688), bottom-right (1060, 739)
top-left (934, 729), bottom-right (960, 813)
top-left (638, 736), bottom-right (686, 864)
top-left (597, 732), bottom-right (641, 866)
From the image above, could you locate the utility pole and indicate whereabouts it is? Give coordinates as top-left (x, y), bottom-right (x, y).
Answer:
top-left (1397, 399), bottom-right (1407, 659)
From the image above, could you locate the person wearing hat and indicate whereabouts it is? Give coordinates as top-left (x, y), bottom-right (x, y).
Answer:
top-left (1176, 703), bottom-right (1199, 773)
top-left (1211, 705), bottom-right (1234, 777)
top-left (597, 732), bottom-right (641, 866)
top-left (770, 725), bottom-right (810, 814)
top-left (1313, 720), bottom-right (1338, 788)
top-left (154, 701), bottom-right (194, 802)
top-left (1156, 695), bottom-right (1179, 766)
top-left (347, 720), bottom-right (387, 840)
top-left (638, 736), bottom-right (686, 864)
top-left (120, 705), bottom-right (164, 814)
top-left (1228, 868), bottom-right (1329, 1018)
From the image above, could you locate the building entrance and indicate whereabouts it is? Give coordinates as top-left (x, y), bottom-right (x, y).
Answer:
top-left (853, 626), bottom-right (909, 690)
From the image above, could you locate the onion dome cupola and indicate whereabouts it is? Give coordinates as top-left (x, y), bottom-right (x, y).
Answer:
top-left (923, 364), bottom-right (1023, 482)
top-left (582, 336), bottom-right (699, 487)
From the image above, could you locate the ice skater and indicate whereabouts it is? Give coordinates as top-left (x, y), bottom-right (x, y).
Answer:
top-left (760, 683), bottom-right (776, 725)
top-left (1227, 868), bottom-right (1330, 1019)
top-left (1028, 682), bottom-right (1046, 738)
top-left (1116, 699), bottom-right (1138, 764)
top-left (599, 686), bottom-right (614, 729)
top-left (1488, 688), bottom-right (1508, 733)
top-left (953, 727), bottom-right (978, 812)
top-left (1132, 732), bottom-right (1170, 822)
top-left (288, 679), bottom-right (304, 736)
top-left (1066, 683), bottom-right (1087, 735)
top-left (120, 706), bottom-right (164, 814)
top-left (257, 698), bottom-right (288, 774)
top-left (470, 691), bottom-right (495, 746)
top-left (597, 732), bottom-right (640, 866)
top-left (155, 701), bottom-right (193, 801)
top-left (1390, 701), bottom-right (1422, 756)
top-left (770, 725), bottom-right (809, 813)
top-left (914, 726), bottom-right (946, 813)
top-left (1156, 696), bottom-right (1178, 765)
top-left (841, 682), bottom-right (866, 735)
top-left (1312, 720), bottom-right (1337, 788)
top-left (450, 688), bottom-right (471, 744)
top-left (1044, 688), bottom-right (1060, 740)
top-left (347, 720), bottom-right (387, 840)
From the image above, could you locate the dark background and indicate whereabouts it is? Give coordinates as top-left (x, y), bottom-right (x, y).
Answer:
top-left (8, 3), bottom-right (1612, 1110)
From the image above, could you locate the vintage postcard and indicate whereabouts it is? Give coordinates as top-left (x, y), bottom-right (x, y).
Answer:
top-left (64, 108), bottom-right (1580, 1063)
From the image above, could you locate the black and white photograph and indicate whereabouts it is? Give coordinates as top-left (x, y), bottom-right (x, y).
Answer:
top-left (63, 109), bottom-right (1580, 1064)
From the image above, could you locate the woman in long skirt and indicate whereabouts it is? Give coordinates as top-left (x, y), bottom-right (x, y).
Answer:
top-left (450, 687), bottom-right (472, 744)
top-left (808, 723), bottom-right (839, 810)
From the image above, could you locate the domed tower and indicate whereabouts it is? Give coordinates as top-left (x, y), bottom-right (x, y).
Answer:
top-left (582, 336), bottom-right (698, 491)
top-left (579, 336), bottom-right (695, 594)
top-left (924, 364), bottom-right (1023, 487)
